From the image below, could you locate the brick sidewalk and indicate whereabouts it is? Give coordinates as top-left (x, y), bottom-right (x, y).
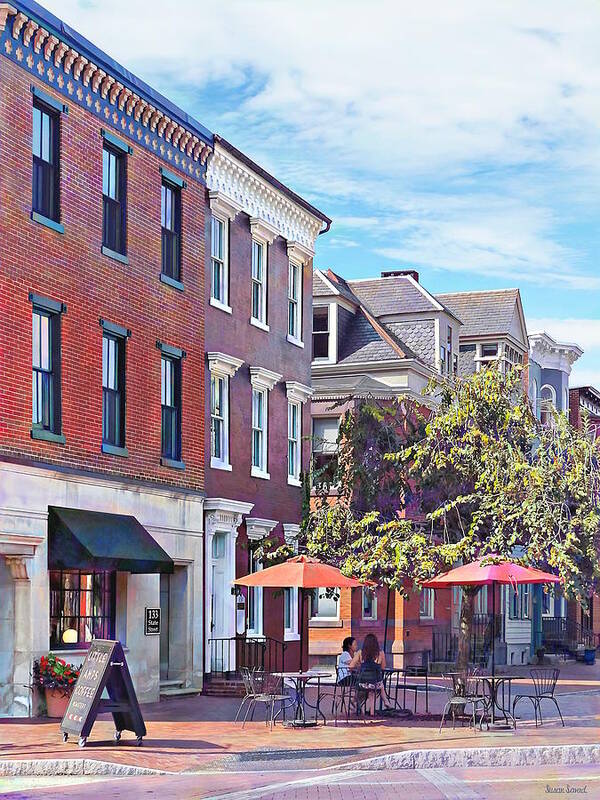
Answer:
top-left (0, 665), bottom-right (598, 774)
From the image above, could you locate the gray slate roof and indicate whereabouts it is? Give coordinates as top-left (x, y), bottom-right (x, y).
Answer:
top-left (386, 320), bottom-right (436, 367)
top-left (312, 374), bottom-right (397, 398)
top-left (348, 275), bottom-right (438, 315)
top-left (436, 289), bottom-right (520, 338)
top-left (337, 311), bottom-right (402, 365)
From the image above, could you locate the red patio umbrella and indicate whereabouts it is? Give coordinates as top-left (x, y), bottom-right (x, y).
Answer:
top-left (233, 555), bottom-right (365, 671)
top-left (422, 556), bottom-right (561, 675)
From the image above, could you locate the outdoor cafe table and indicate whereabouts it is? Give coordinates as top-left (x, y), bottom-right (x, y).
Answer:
top-left (446, 672), bottom-right (518, 728)
top-left (273, 670), bottom-right (333, 727)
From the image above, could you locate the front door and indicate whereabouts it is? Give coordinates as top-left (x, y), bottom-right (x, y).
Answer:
top-left (210, 532), bottom-right (229, 670)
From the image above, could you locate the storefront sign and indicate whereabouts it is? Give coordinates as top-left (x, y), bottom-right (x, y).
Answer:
top-left (60, 639), bottom-right (146, 747)
top-left (144, 607), bottom-right (161, 636)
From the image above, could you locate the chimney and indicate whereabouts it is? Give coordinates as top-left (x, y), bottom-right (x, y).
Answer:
top-left (381, 269), bottom-right (419, 282)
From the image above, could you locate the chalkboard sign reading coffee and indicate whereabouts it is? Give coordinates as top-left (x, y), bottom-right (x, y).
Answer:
top-left (60, 640), bottom-right (146, 748)
top-left (145, 607), bottom-right (160, 635)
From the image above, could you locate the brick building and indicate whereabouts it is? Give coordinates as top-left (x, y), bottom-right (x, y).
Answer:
top-left (0, 0), bottom-right (329, 715)
top-left (202, 139), bottom-right (330, 680)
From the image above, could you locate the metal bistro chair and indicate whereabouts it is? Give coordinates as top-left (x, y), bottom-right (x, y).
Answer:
top-left (241, 671), bottom-right (288, 729)
top-left (234, 666), bottom-right (259, 723)
top-left (513, 668), bottom-right (565, 728)
top-left (395, 666), bottom-right (430, 714)
top-left (439, 671), bottom-right (488, 733)
top-left (332, 667), bottom-right (361, 726)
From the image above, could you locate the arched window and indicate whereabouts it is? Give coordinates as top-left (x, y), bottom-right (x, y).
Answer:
top-left (530, 378), bottom-right (538, 418)
top-left (540, 384), bottom-right (556, 426)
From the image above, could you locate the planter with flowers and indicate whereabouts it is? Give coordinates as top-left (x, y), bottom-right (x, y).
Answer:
top-left (32, 654), bottom-right (80, 718)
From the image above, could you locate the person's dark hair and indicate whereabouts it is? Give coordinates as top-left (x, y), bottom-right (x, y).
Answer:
top-left (342, 636), bottom-right (356, 653)
top-left (362, 633), bottom-right (380, 662)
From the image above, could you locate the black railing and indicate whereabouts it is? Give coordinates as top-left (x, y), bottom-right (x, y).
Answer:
top-left (542, 617), bottom-right (597, 653)
top-left (431, 614), bottom-right (502, 665)
top-left (208, 636), bottom-right (287, 676)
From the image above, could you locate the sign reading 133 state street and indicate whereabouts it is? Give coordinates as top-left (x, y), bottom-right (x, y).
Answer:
top-left (144, 607), bottom-right (161, 635)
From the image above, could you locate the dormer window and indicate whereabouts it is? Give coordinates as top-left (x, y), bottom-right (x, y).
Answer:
top-left (312, 307), bottom-right (330, 360)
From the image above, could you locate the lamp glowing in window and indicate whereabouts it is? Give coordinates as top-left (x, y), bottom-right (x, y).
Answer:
top-left (62, 628), bottom-right (77, 644)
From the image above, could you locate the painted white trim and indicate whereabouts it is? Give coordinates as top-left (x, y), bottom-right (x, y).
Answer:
top-left (250, 217), bottom-right (279, 244)
top-left (207, 352), bottom-right (244, 379)
top-left (286, 381), bottom-right (313, 404)
top-left (250, 366), bottom-right (283, 392)
top-left (287, 335), bottom-right (304, 348)
top-left (208, 190), bottom-right (243, 221)
top-left (209, 297), bottom-right (232, 315)
top-left (245, 517), bottom-right (278, 539)
top-left (405, 274), bottom-right (445, 312)
top-left (287, 241), bottom-right (313, 266)
top-left (204, 498), bottom-right (254, 515)
top-left (206, 143), bottom-right (323, 251)
top-left (250, 467), bottom-right (271, 480)
top-left (250, 317), bottom-right (270, 333)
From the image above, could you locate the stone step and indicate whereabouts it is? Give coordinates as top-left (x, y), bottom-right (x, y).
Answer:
top-left (159, 687), bottom-right (201, 698)
top-left (159, 679), bottom-right (184, 688)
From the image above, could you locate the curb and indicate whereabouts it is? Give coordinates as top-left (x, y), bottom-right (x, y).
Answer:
top-left (342, 744), bottom-right (600, 770)
top-left (0, 759), bottom-right (171, 777)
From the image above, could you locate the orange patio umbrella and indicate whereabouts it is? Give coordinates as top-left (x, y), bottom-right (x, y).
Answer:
top-left (233, 555), bottom-right (365, 671)
top-left (422, 556), bottom-right (561, 675)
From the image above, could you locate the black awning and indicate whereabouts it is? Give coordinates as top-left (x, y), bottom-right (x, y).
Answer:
top-left (48, 506), bottom-right (174, 574)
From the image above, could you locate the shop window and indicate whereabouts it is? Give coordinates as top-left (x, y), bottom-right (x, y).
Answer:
top-left (49, 570), bottom-right (115, 649)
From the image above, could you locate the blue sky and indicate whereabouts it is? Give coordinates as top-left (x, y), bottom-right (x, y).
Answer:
top-left (47, 0), bottom-right (600, 386)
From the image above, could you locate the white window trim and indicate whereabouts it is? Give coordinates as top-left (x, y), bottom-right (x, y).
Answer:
top-left (250, 236), bottom-right (268, 330)
top-left (287, 258), bottom-right (303, 347)
top-left (285, 382), bottom-right (311, 487)
top-left (208, 352), bottom-right (244, 471)
top-left (284, 588), bottom-right (300, 641)
top-left (287, 400), bottom-right (301, 486)
top-left (210, 213), bottom-right (230, 311)
top-left (210, 374), bottom-right (230, 471)
top-left (250, 367), bottom-right (282, 480)
top-left (251, 387), bottom-right (269, 480)
top-left (245, 518), bottom-right (278, 638)
top-left (420, 587), bottom-right (435, 620)
top-left (362, 587), bottom-right (377, 621)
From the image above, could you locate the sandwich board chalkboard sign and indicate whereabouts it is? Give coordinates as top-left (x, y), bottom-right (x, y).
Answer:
top-left (60, 639), bottom-right (146, 748)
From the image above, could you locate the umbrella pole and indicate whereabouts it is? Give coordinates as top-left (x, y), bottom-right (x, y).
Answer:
top-left (492, 581), bottom-right (496, 677)
top-left (300, 589), bottom-right (305, 672)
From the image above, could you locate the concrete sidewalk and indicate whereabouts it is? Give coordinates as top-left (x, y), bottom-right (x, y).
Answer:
top-left (0, 664), bottom-right (598, 776)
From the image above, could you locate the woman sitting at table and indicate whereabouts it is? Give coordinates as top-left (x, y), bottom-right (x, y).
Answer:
top-left (337, 636), bottom-right (359, 684)
top-left (356, 633), bottom-right (393, 714)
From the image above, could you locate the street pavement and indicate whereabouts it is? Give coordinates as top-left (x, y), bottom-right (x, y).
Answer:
top-left (2, 764), bottom-right (600, 799)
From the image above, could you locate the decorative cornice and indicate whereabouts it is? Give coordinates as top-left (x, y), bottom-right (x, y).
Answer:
top-left (209, 190), bottom-right (243, 221)
top-left (204, 497), bottom-right (254, 517)
top-left (206, 142), bottom-right (321, 252)
top-left (282, 523), bottom-right (300, 547)
top-left (250, 366), bottom-right (283, 392)
top-left (4, 555), bottom-right (29, 579)
top-left (250, 217), bottom-right (279, 245)
top-left (246, 517), bottom-right (278, 540)
top-left (207, 352), bottom-right (244, 379)
top-left (529, 332), bottom-right (583, 374)
top-left (286, 381), bottom-right (313, 404)
top-left (1, 5), bottom-right (212, 182)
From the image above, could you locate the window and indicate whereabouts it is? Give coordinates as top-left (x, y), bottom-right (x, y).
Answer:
top-left (311, 589), bottom-right (339, 619)
top-left (211, 216), bottom-right (228, 308)
top-left (32, 101), bottom-right (60, 223)
top-left (161, 354), bottom-right (181, 463)
top-left (312, 417), bottom-right (339, 484)
top-left (453, 353), bottom-right (459, 375)
top-left (288, 260), bottom-right (302, 342)
top-left (540, 385), bottom-right (556, 426)
top-left (446, 326), bottom-right (453, 374)
top-left (284, 588), bottom-right (299, 639)
top-left (312, 306), bottom-right (330, 360)
top-left (49, 570), bottom-right (115, 648)
top-left (247, 548), bottom-right (263, 636)
top-left (210, 374), bottom-right (229, 468)
top-left (474, 585), bottom-right (488, 615)
top-left (288, 401), bottom-right (301, 484)
top-left (251, 239), bottom-right (267, 327)
top-left (161, 179), bottom-right (181, 281)
top-left (481, 343), bottom-right (498, 358)
top-left (362, 588), bottom-right (377, 620)
top-left (32, 306), bottom-right (61, 436)
top-left (251, 387), bottom-right (267, 475)
top-left (102, 145), bottom-right (126, 256)
top-left (439, 344), bottom-right (446, 374)
top-left (102, 332), bottom-right (126, 450)
top-left (530, 378), bottom-right (538, 417)
top-left (420, 588), bottom-right (434, 619)
top-left (508, 585), bottom-right (530, 619)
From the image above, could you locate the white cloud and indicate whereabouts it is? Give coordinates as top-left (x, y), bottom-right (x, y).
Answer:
top-left (43, 0), bottom-right (600, 287)
top-left (527, 319), bottom-right (600, 351)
